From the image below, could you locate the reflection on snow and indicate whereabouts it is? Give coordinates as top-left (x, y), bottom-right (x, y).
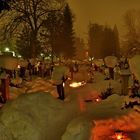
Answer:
top-left (90, 112), bottom-right (140, 140)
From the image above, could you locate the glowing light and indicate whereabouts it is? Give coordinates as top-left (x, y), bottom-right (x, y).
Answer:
top-left (112, 131), bottom-right (131, 140)
top-left (40, 53), bottom-right (44, 57)
top-left (5, 47), bottom-right (10, 52)
top-left (116, 134), bottom-right (122, 139)
top-left (17, 65), bottom-right (21, 69)
top-left (63, 83), bottom-right (65, 87)
top-left (69, 81), bottom-right (86, 88)
top-left (95, 98), bottom-right (100, 102)
top-left (68, 77), bottom-right (71, 80)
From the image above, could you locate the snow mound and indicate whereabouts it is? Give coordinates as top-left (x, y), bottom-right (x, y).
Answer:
top-left (10, 87), bottom-right (27, 99)
top-left (86, 94), bottom-right (128, 120)
top-left (0, 123), bottom-right (13, 140)
top-left (0, 93), bottom-right (79, 140)
top-left (88, 80), bottom-right (121, 95)
top-left (62, 116), bottom-right (93, 140)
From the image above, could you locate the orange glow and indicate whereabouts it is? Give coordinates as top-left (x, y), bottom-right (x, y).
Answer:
top-left (78, 97), bottom-right (86, 112)
top-left (17, 65), bottom-right (21, 69)
top-left (69, 81), bottom-right (86, 88)
top-left (111, 131), bottom-right (131, 140)
top-left (116, 134), bottom-right (123, 139)
top-left (95, 98), bottom-right (100, 102)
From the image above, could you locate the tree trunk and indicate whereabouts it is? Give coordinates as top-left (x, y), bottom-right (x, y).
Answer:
top-left (31, 32), bottom-right (37, 58)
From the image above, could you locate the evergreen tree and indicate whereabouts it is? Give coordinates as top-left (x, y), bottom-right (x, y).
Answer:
top-left (44, 11), bottom-right (63, 62)
top-left (88, 23), bottom-right (104, 59)
top-left (74, 37), bottom-right (86, 60)
top-left (113, 25), bottom-right (120, 57)
top-left (88, 23), bottom-right (120, 59)
top-left (62, 4), bottom-right (75, 58)
top-left (42, 3), bottom-right (75, 60)
top-left (102, 26), bottom-right (115, 57)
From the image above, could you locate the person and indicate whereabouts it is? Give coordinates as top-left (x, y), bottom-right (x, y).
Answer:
top-left (69, 63), bottom-right (74, 80)
top-left (19, 66), bottom-right (26, 79)
top-left (0, 69), bottom-right (10, 102)
top-left (131, 74), bottom-right (140, 97)
top-left (104, 66), bottom-right (110, 80)
top-left (73, 62), bottom-right (79, 73)
top-left (27, 60), bottom-right (32, 80)
top-left (50, 63), bottom-right (54, 76)
top-left (113, 64), bottom-right (120, 80)
top-left (51, 62), bottom-right (68, 100)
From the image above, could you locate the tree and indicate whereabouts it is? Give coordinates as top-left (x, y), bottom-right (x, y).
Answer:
top-left (61, 4), bottom-right (75, 58)
top-left (124, 9), bottom-right (138, 39)
top-left (44, 10), bottom-right (64, 62)
top-left (16, 25), bottom-right (41, 59)
top-left (123, 9), bottom-right (140, 56)
top-left (74, 37), bottom-right (86, 60)
top-left (88, 23), bottom-right (119, 59)
top-left (0, 0), bottom-right (65, 58)
top-left (44, 3), bottom-right (75, 60)
top-left (88, 23), bottom-right (104, 59)
top-left (113, 25), bottom-right (120, 57)
top-left (102, 26), bottom-right (116, 57)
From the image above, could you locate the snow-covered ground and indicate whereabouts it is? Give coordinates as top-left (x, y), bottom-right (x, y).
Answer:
top-left (0, 68), bottom-right (140, 140)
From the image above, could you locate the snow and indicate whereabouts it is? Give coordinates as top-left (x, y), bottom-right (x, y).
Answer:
top-left (62, 116), bottom-right (92, 140)
top-left (0, 55), bottom-right (18, 70)
top-left (0, 93), bottom-right (81, 140)
top-left (0, 68), bottom-right (140, 140)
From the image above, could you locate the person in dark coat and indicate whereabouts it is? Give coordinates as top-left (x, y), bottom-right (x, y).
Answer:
top-left (51, 62), bottom-right (68, 100)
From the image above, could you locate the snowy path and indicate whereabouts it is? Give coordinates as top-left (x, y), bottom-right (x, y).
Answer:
top-left (0, 70), bottom-right (140, 140)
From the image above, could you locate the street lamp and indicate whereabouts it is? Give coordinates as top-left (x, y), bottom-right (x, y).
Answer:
top-left (5, 47), bottom-right (10, 52)
top-left (40, 53), bottom-right (44, 57)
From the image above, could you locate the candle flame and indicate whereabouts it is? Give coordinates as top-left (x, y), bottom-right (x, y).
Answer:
top-left (117, 134), bottom-right (122, 139)
top-left (95, 98), bottom-right (100, 102)
top-left (111, 131), bottom-right (131, 140)
top-left (17, 65), bottom-right (21, 69)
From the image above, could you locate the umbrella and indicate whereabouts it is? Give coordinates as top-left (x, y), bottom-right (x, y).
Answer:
top-left (0, 55), bottom-right (18, 70)
top-left (104, 56), bottom-right (118, 68)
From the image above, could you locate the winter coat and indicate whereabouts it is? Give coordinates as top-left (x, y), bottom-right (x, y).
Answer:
top-left (51, 65), bottom-right (69, 85)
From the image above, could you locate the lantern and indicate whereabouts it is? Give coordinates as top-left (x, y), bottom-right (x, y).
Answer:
top-left (111, 130), bottom-right (131, 140)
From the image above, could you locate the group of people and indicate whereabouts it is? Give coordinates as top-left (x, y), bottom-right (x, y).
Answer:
top-left (1, 56), bottom-right (140, 102)
top-left (19, 60), bottom-right (50, 79)
top-left (0, 59), bottom-right (80, 101)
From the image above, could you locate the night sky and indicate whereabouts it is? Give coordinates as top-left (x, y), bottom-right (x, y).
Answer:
top-left (68, 0), bottom-right (140, 39)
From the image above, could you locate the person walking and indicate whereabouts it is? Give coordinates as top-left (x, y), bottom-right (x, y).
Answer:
top-left (51, 62), bottom-right (68, 100)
